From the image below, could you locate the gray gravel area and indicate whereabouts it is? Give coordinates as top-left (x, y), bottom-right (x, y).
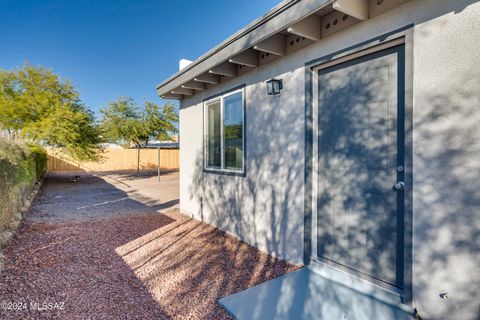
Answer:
top-left (0, 171), bottom-right (298, 319)
top-left (28, 171), bottom-right (179, 222)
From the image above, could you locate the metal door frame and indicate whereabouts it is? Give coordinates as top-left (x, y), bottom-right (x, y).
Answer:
top-left (303, 27), bottom-right (414, 303)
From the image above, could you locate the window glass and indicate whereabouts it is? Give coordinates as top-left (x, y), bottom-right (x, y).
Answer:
top-left (207, 101), bottom-right (221, 168)
top-left (204, 89), bottom-right (244, 173)
top-left (223, 92), bottom-right (243, 170)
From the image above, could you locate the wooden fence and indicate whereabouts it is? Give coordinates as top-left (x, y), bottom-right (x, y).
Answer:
top-left (47, 148), bottom-right (179, 172)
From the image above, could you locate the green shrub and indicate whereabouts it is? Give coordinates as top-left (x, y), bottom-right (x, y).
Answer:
top-left (28, 144), bottom-right (47, 180)
top-left (0, 138), bottom-right (46, 231)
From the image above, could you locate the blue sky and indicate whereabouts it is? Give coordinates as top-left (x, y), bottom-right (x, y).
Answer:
top-left (0, 0), bottom-right (279, 116)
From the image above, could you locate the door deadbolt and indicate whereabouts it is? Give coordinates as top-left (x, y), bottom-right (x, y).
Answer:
top-left (393, 181), bottom-right (405, 191)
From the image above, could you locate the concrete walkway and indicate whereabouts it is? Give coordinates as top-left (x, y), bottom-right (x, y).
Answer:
top-left (219, 263), bottom-right (415, 320)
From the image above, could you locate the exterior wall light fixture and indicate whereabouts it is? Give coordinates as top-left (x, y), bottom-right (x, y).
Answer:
top-left (266, 78), bottom-right (283, 95)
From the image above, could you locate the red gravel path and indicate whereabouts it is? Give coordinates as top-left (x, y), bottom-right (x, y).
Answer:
top-left (0, 173), bottom-right (299, 319)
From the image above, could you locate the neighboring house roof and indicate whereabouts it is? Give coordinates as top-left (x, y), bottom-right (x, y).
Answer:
top-left (100, 143), bottom-right (124, 149)
top-left (155, 0), bottom-right (399, 99)
top-left (146, 142), bottom-right (179, 149)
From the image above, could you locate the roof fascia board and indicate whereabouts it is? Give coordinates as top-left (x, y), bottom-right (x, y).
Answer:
top-left (156, 0), bottom-right (333, 96)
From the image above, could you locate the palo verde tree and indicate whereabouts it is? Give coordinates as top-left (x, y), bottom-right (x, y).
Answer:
top-left (99, 97), bottom-right (144, 147)
top-left (141, 101), bottom-right (178, 143)
top-left (100, 97), bottom-right (178, 174)
top-left (0, 63), bottom-right (102, 160)
top-left (100, 97), bottom-right (178, 147)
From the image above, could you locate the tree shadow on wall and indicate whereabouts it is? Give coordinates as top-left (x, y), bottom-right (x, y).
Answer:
top-left (187, 35), bottom-right (478, 320)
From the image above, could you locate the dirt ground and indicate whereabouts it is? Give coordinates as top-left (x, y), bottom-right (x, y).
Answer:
top-left (0, 171), bottom-right (298, 319)
top-left (26, 170), bottom-right (180, 222)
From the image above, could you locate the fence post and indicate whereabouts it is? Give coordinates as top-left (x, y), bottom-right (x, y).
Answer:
top-left (157, 147), bottom-right (161, 182)
top-left (137, 147), bottom-right (140, 176)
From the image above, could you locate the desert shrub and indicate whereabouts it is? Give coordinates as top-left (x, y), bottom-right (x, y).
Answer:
top-left (0, 138), bottom-right (46, 232)
top-left (28, 144), bottom-right (47, 180)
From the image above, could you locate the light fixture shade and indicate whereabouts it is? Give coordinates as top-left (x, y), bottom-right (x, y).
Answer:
top-left (266, 78), bottom-right (283, 95)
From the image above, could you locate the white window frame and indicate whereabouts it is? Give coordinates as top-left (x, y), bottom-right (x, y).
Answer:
top-left (203, 88), bottom-right (245, 174)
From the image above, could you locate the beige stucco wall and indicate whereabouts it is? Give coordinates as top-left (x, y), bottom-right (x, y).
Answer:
top-left (178, 1), bottom-right (480, 319)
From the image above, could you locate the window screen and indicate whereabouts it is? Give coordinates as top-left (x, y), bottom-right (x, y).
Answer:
top-left (206, 100), bottom-right (221, 168)
top-left (223, 92), bottom-right (243, 170)
top-left (204, 89), bottom-right (244, 173)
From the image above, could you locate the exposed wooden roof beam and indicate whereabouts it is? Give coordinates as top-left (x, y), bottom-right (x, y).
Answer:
top-left (229, 49), bottom-right (259, 67)
top-left (194, 73), bottom-right (220, 84)
top-left (287, 15), bottom-right (322, 41)
top-left (254, 34), bottom-right (286, 56)
top-left (161, 93), bottom-right (183, 100)
top-left (209, 62), bottom-right (237, 77)
top-left (171, 87), bottom-right (194, 95)
top-left (181, 80), bottom-right (206, 90)
top-left (333, 0), bottom-right (368, 21)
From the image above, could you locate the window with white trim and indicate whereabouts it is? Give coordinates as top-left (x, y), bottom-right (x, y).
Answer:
top-left (204, 88), bottom-right (244, 173)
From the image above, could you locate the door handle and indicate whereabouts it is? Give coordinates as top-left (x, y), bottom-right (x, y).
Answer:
top-left (393, 181), bottom-right (405, 191)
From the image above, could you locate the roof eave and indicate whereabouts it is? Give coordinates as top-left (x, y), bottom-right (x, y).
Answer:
top-left (156, 0), bottom-right (333, 97)
top-left (156, 0), bottom-right (410, 99)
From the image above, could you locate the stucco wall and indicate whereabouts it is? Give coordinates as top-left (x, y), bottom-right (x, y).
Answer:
top-left (178, 1), bottom-right (479, 319)
top-left (411, 2), bottom-right (480, 319)
top-left (179, 52), bottom-right (307, 264)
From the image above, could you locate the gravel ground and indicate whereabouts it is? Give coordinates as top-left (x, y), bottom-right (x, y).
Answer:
top-left (0, 172), bottom-right (299, 319)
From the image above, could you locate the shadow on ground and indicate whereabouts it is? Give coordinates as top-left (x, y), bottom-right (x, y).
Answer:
top-left (28, 171), bottom-right (180, 222)
top-left (0, 171), bottom-right (298, 319)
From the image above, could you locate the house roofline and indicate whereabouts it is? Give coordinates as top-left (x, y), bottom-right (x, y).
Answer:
top-left (155, 0), bottom-right (298, 91)
top-left (156, 0), bottom-right (410, 99)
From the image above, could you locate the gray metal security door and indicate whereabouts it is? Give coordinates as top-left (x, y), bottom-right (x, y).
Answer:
top-left (317, 46), bottom-right (405, 287)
